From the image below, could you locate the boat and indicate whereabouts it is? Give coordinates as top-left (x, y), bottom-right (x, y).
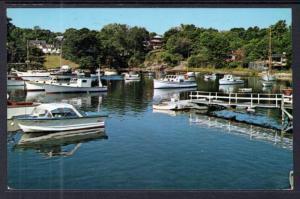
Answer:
top-left (7, 75), bottom-right (25, 86)
top-left (219, 75), bottom-right (244, 85)
top-left (123, 72), bottom-right (141, 81)
top-left (153, 72), bottom-right (197, 89)
top-left (44, 77), bottom-right (108, 93)
top-left (13, 103), bottom-right (108, 133)
top-left (238, 88), bottom-right (253, 93)
top-left (204, 73), bottom-right (217, 80)
top-left (16, 70), bottom-right (50, 81)
top-left (261, 28), bottom-right (276, 82)
top-left (50, 65), bottom-right (76, 80)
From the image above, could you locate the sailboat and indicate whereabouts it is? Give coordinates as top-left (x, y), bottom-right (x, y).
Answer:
top-left (262, 28), bottom-right (276, 82)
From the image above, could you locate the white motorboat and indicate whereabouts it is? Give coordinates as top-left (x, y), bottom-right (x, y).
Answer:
top-left (16, 70), bottom-right (50, 81)
top-left (123, 72), bottom-right (141, 81)
top-left (44, 77), bottom-right (107, 93)
top-left (219, 75), bottom-right (244, 85)
top-left (13, 103), bottom-right (108, 133)
top-left (153, 72), bottom-right (197, 89)
top-left (204, 73), bottom-right (217, 80)
top-left (7, 75), bottom-right (25, 86)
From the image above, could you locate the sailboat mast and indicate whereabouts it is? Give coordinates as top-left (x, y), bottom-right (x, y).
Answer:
top-left (268, 28), bottom-right (272, 74)
top-left (26, 40), bottom-right (29, 69)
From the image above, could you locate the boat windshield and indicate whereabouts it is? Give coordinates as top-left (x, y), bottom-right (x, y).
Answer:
top-left (32, 107), bottom-right (51, 118)
top-left (51, 108), bottom-right (78, 118)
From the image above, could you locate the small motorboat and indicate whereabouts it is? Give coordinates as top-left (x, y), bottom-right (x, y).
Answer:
top-left (153, 72), bottom-right (197, 89)
top-left (204, 73), bottom-right (217, 80)
top-left (13, 103), bottom-right (108, 133)
top-left (219, 75), bottom-right (244, 85)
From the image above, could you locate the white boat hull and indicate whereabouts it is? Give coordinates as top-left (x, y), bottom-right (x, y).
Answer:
top-left (153, 80), bottom-right (197, 89)
top-left (7, 79), bottom-right (25, 86)
top-left (44, 84), bottom-right (108, 93)
top-left (16, 117), bottom-right (105, 133)
top-left (25, 81), bottom-right (46, 91)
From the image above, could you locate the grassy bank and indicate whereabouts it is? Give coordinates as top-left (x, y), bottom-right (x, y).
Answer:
top-left (44, 55), bottom-right (79, 69)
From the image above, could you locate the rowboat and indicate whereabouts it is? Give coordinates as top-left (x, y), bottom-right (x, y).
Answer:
top-left (13, 103), bottom-right (108, 133)
top-left (204, 73), bottom-right (217, 80)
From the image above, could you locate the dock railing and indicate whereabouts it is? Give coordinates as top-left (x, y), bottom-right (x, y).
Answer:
top-left (189, 91), bottom-right (293, 109)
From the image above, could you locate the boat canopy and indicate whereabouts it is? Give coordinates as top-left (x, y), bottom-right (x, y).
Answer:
top-left (31, 103), bottom-right (83, 118)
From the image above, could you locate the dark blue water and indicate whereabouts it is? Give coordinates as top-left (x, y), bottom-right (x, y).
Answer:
top-left (7, 77), bottom-right (293, 189)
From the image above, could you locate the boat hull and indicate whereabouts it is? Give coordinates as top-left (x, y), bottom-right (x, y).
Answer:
top-left (15, 116), bottom-right (106, 133)
top-left (262, 75), bottom-right (276, 81)
top-left (153, 80), bottom-right (197, 89)
top-left (25, 81), bottom-right (46, 91)
top-left (44, 84), bottom-right (108, 93)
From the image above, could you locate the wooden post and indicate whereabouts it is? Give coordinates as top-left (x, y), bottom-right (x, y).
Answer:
top-left (229, 93), bottom-right (231, 105)
top-left (215, 92), bottom-right (218, 100)
top-left (251, 93), bottom-right (253, 107)
top-left (258, 93), bottom-right (260, 104)
top-left (209, 92), bottom-right (211, 103)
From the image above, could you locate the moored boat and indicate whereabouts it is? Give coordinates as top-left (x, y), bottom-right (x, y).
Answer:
top-left (44, 77), bottom-right (107, 93)
top-left (219, 75), bottom-right (244, 85)
top-left (153, 72), bottom-right (197, 89)
top-left (16, 70), bottom-right (50, 81)
top-left (13, 103), bottom-right (108, 133)
top-left (262, 81), bottom-right (273, 87)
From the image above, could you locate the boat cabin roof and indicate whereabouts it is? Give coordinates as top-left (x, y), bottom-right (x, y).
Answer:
top-left (34, 103), bottom-right (78, 113)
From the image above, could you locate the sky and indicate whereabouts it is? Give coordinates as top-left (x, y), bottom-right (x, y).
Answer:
top-left (7, 8), bottom-right (291, 34)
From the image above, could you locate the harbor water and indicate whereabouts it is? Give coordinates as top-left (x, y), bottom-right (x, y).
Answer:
top-left (7, 76), bottom-right (293, 189)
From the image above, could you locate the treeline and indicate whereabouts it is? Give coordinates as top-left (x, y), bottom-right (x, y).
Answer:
top-left (7, 17), bottom-right (291, 71)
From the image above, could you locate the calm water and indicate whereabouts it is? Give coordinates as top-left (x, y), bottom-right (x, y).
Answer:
top-left (7, 76), bottom-right (293, 189)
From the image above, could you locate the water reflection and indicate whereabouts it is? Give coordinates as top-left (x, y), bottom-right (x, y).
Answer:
top-left (13, 128), bottom-right (108, 158)
top-left (189, 112), bottom-right (292, 150)
top-left (218, 84), bottom-right (243, 93)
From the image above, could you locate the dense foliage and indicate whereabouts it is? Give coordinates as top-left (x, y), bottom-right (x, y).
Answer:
top-left (7, 18), bottom-right (291, 71)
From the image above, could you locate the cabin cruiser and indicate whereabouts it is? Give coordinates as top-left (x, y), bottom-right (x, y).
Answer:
top-left (44, 77), bottom-right (107, 93)
top-left (13, 103), bottom-right (108, 133)
top-left (25, 76), bottom-right (60, 91)
top-left (219, 75), bottom-right (244, 85)
top-left (153, 72), bottom-right (197, 89)
top-left (16, 70), bottom-right (50, 81)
